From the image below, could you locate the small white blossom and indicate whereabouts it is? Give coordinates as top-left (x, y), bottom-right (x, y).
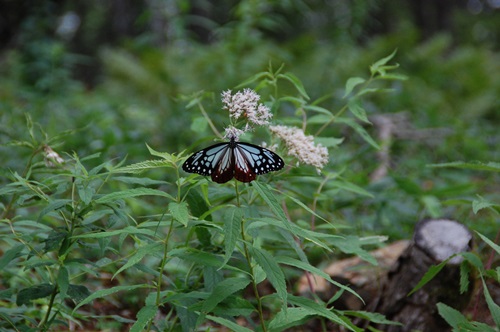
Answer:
top-left (221, 89), bottom-right (272, 126)
top-left (269, 125), bottom-right (329, 172)
top-left (224, 126), bottom-right (245, 141)
top-left (44, 145), bottom-right (65, 167)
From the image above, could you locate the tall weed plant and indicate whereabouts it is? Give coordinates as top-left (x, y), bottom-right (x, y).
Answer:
top-left (1, 53), bottom-right (405, 331)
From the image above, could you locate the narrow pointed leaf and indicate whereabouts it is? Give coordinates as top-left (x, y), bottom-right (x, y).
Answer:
top-left (344, 77), bottom-right (366, 98)
top-left (96, 188), bottom-right (174, 204)
top-left (288, 295), bottom-right (353, 330)
top-left (67, 284), bottom-right (91, 304)
top-left (408, 259), bottom-right (449, 296)
top-left (436, 302), bottom-right (468, 328)
top-left (73, 285), bottom-right (149, 312)
top-left (221, 207), bottom-right (243, 267)
top-left (0, 244), bottom-right (24, 270)
top-left (278, 72), bottom-right (309, 99)
top-left (250, 246), bottom-right (287, 310)
top-left (113, 243), bottom-right (163, 278)
top-left (57, 266), bottom-right (69, 300)
top-left (476, 232), bottom-right (500, 256)
top-left (201, 277), bottom-right (251, 313)
top-left (276, 256), bottom-right (363, 303)
top-left (169, 201), bottom-right (189, 226)
top-left (130, 305), bottom-right (158, 332)
top-left (482, 277), bottom-right (500, 329)
top-left (252, 181), bottom-right (291, 230)
top-left (17, 284), bottom-right (54, 305)
top-left (206, 315), bottom-right (253, 332)
top-left (347, 99), bottom-right (370, 123)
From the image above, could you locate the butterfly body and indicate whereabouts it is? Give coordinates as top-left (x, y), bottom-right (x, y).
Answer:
top-left (183, 138), bottom-right (284, 183)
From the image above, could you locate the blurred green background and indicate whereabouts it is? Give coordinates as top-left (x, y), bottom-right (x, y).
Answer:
top-left (1, 0), bottom-right (499, 238)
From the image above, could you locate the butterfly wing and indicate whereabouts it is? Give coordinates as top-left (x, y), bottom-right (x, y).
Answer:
top-left (182, 142), bottom-right (229, 174)
top-left (211, 144), bottom-right (235, 183)
top-left (183, 141), bottom-right (284, 183)
top-left (234, 142), bottom-right (284, 182)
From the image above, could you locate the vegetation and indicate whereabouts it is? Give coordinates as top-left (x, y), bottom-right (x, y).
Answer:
top-left (0, 1), bottom-right (498, 331)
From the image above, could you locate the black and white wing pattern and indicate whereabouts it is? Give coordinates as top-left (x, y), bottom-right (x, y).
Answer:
top-left (182, 139), bottom-right (284, 183)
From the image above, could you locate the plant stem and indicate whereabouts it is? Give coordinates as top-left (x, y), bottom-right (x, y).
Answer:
top-left (241, 219), bottom-right (267, 332)
top-left (39, 284), bottom-right (58, 331)
top-left (235, 181), bottom-right (267, 332)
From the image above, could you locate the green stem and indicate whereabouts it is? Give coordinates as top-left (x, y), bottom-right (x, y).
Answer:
top-left (1, 146), bottom-right (41, 219)
top-left (241, 219), bottom-right (267, 332)
top-left (235, 181), bottom-right (267, 332)
top-left (156, 216), bottom-right (175, 305)
top-left (39, 284), bottom-right (58, 331)
top-left (198, 101), bottom-right (223, 139)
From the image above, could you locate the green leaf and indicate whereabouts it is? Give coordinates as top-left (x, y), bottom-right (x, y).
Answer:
top-left (251, 181), bottom-right (291, 230)
top-left (282, 193), bottom-right (329, 224)
top-left (43, 230), bottom-right (68, 252)
top-left (408, 259), bottom-right (449, 296)
top-left (268, 307), bottom-right (314, 330)
top-left (249, 246), bottom-right (287, 310)
top-left (37, 199), bottom-right (71, 222)
top-left (370, 49), bottom-right (398, 76)
top-left (235, 71), bottom-right (269, 89)
top-left (277, 72), bottom-right (309, 99)
top-left (146, 144), bottom-right (178, 162)
top-left (96, 188), bottom-right (174, 204)
top-left (476, 231), bottom-right (500, 256)
top-left (288, 295), bottom-right (353, 330)
top-left (330, 180), bottom-right (374, 198)
top-left (459, 261), bottom-right (471, 294)
top-left (436, 302), bottom-right (468, 328)
top-left (169, 248), bottom-right (223, 268)
top-left (57, 266), bottom-right (69, 300)
top-left (113, 243), bottom-right (163, 278)
top-left (169, 201), bottom-right (189, 226)
top-left (17, 283), bottom-right (54, 305)
top-left (482, 277), bottom-right (500, 329)
top-left (303, 105), bottom-right (333, 116)
top-left (276, 256), bottom-right (362, 303)
top-left (343, 310), bottom-right (401, 325)
top-left (190, 116), bottom-right (208, 133)
top-left (347, 99), bottom-right (370, 123)
top-left (421, 195), bottom-right (442, 218)
top-left (206, 315), bottom-right (253, 332)
top-left (77, 182), bottom-right (95, 205)
top-left (73, 285), bottom-right (149, 312)
top-left (201, 277), bottom-right (251, 313)
top-left (331, 236), bottom-right (379, 265)
top-left (314, 136), bottom-right (344, 148)
top-left (472, 195), bottom-right (498, 214)
top-left (0, 244), bottom-right (24, 270)
top-left (113, 159), bottom-right (174, 174)
top-left (73, 226), bottom-right (157, 239)
top-left (343, 77), bottom-right (366, 98)
top-left (67, 284), bottom-right (91, 304)
top-left (336, 118), bottom-right (380, 150)
top-left (429, 161), bottom-right (500, 172)
top-left (248, 217), bottom-right (333, 252)
top-left (221, 206), bottom-right (243, 268)
top-left (461, 252), bottom-right (485, 272)
top-left (308, 114), bottom-right (334, 124)
top-left (130, 305), bottom-right (158, 332)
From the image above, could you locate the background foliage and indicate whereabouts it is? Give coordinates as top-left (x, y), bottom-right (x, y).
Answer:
top-left (0, 0), bottom-right (498, 331)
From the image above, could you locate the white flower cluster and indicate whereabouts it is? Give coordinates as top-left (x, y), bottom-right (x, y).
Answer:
top-left (223, 126), bottom-right (245, 141)
top-left (269, 125), bottom-right (329, 171)
top-left (222, 89), bottom-right (272, 127)
top-left (43, 145), bottom-right (64, 167)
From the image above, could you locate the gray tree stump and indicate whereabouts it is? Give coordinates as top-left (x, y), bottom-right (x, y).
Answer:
top-left (370, 218), bottom-right (473, 331)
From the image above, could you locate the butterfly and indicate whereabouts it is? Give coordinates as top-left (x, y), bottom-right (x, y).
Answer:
top-left (182, 137), bottom-right (284, 183)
